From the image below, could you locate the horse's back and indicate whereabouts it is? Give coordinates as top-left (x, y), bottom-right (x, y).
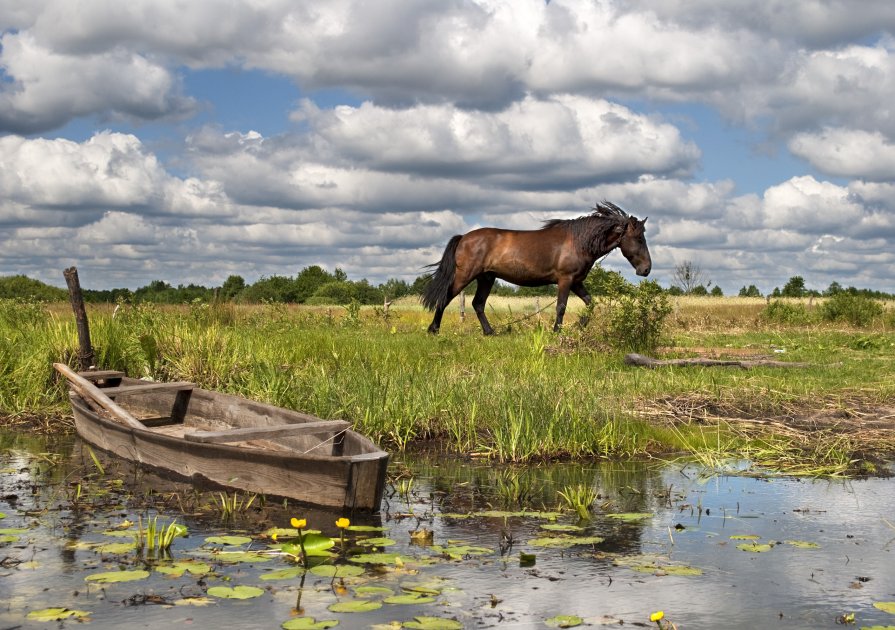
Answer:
top-left (457, 225), bottom-right (574, 285)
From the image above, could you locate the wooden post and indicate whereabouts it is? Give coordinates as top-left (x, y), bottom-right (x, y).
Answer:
top-left (63, 267), bottom-right (95, 371)
top-left (459, 291), bottom-right (466, 322)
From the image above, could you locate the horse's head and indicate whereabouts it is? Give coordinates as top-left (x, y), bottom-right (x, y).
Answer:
top-left (616, 216), bottom-right (651, 276)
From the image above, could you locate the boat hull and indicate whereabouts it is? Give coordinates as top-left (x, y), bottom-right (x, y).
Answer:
top-left (68, 387), bottom-right (388, 512)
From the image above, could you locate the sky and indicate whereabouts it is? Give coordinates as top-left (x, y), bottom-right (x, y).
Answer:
top-left (2, 1), bottom-right (895, 295)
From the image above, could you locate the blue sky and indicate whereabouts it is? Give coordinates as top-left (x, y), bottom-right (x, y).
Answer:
top-left (2, 1), bottom-right (894, 295)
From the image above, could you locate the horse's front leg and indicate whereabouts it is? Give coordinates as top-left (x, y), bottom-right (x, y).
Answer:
top-left (553, 279), bottom-right (573, 332)
top-left (571, 281), bottom-right (593, 328)
top-left (427, 307), bottom-right (445, 334)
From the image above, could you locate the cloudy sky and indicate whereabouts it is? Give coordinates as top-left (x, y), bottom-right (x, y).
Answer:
top-left (2, 1), bottom-right (895, 294)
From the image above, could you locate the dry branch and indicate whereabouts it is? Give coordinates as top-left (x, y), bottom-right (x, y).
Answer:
top-left (624, 353), bottom-right (813, 370)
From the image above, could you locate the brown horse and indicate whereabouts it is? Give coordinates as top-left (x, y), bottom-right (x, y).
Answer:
top-left (422, 202), bottom-right (652, 334)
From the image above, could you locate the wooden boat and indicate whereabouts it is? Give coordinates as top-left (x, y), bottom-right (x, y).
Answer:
top-left (54, 364), bottom-right (389, 511)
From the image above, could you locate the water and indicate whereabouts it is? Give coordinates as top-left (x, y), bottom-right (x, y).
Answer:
top-left (1, 429), bottom-right (894, 629)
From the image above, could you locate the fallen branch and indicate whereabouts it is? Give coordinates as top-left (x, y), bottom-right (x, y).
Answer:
top-left (624, 353), bottom-right (813, 370)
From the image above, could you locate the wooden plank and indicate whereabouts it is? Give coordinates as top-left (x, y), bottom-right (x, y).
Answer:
top-left (54, 363), bottom-right (145, 430)
top-left (102, 381), bottom-right (194, 396)
top-left (184, 420), bottom-right (351, 444)
top-left (78, 370), bottom-right (126, 381)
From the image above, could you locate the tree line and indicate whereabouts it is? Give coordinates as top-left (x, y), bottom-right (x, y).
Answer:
top-left (1, 263), bottom-right (892, 305)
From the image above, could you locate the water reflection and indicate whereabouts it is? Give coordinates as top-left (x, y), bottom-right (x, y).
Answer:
top-left (2, 430), bottom-right (894, 629)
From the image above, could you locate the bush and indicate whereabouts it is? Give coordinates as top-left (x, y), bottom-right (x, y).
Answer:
top-left (762, 300), bottom-right (814, 325)
top-left (595, 280), bottom-right (672, 352)
top-left (821, 293), bottom-right (883, 327)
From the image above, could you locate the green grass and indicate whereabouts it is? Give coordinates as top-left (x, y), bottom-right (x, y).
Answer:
top-left (2, 297), bottom-right (894, 473)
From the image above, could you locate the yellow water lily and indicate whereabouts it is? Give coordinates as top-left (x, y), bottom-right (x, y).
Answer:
top-left (271, 532), bottom-right (278, 542)
top-left (290, 517), bottom-right (306, 529)
top-left (336, 517), bottom-right (350, 529)
top-left (650, 611), bottom-right (664, 623)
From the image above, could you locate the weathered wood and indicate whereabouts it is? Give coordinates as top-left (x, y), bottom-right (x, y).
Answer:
top-left (63, 267), bottom-right (94, 370)
top-left (184, 420), bottom-right (351, 443)
top-left (102, 381), bottom-right (194, 396)
top-left (624, 353), bottom-right (812, 370)
top-left (78, 370), bottom-right (126, 381)
top-left (54, 363), bottom-right (145, 430)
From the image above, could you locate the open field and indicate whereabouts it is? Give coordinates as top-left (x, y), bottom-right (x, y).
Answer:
top-left (2, 296), bottom-right (894, 475)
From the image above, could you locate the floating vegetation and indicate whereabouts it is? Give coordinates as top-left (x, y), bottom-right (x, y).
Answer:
top-left (606, 512), bottom-right (654, 521)
top-left (309, 564), bottom-right (365, 578)
top-left (207, 585), bottom-right (265, 600)
top-left (84, 569), bottom-right (150, 583)
top-left (527, 535), bottom-right (604, 549)
top-left (873, 602), bottom-right (895, 614)
top-left (783, 540), bottom-right (820, 549)
top-left (281, 618), bottom-right (340, 629)
top-left (736, 542), bottom-right (775, 553)
top-left (26, 608), bottom-right (91, 621)
top-left (328, 599), bottom-right (382, 613)
top-left (155, 560), bottom-right (212, 577)
top-left (206, 534), bottom-right (253, 545)
top-left (402, 616), bottom-right (463, 630)
top-left (545, 614), bottom-right (584, 628)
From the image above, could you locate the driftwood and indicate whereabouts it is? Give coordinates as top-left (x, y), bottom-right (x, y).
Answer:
top-left (624, 353), bottom-right (813, 370)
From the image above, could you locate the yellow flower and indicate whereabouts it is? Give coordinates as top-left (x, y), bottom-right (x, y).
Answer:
top-left (271, 532), bottom-right (278, 542)
top-left (650, 611), bottom-right (664, 623)
top-left (335, 517), bottom-right (350, 529)
top-left (290, 517), bottom-right (307, 529)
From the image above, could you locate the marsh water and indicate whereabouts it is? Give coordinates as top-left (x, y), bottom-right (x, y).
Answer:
top-left (1, 428), bottom-right (894, 629)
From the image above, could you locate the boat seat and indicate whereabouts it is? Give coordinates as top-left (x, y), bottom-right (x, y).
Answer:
top-left (184, 420), bottom-right (351, 444)
top-left (77, 370), bottom-right (126, 381)
top-left (101, 381), bottom-right (195, 396)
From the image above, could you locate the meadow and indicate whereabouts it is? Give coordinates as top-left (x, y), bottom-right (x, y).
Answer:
top-left (1, 294), bottom-right (894, 476)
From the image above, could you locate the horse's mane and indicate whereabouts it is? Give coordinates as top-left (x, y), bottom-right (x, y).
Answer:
top-left (541, 201), bottom-right (632, 256)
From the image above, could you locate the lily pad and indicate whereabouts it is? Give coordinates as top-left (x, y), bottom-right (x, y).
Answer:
top-left (101, 529), bottom-right (136, 538)
top-left (432, 544), bottom-right (493, 559)
top-left (384, 593), bottom-right (436, 605)
top-left (540, 524), bottom-right (584, 532)
top-left (328, 599), bottom-right (382, 613)
top-left (784, 540), bottom-right (820, 549)
top-left (0, 527), bottom-right (29, 535)
top-left (0, 535), bottom-right (19, 543)
top-left (26, 608), bottom-right (91, 621)
top-left (874, 602), bottom-right (895, 614)
top-left (282, 618), bottom-right (340, 629)
top-left (736, 542), bottom-right (774, 553)
top-left (261, 567), bottom-right (308, 580)
top-left (95, 541), bottom-right (136, 554)
top-left (402, 616), bottom-right (463, 630)
top-left (207, 585), bottom-right (265, 599)
top-left (310, 564), bottom-right (365, 578)
top-left (357, 537), bottom-right (397, 547)
top-left (605, 513), bottom-right (653, 521)
top-left (545, 615), bottom-right (584, 627)
top-left (173, 597), bottom-right (214, 607)
top-left (346, 525), bottom-right (388, 532)
top-left (156, 561), bottom-right (212, 577)
top-left (212, 550), bottom-right (272, 563)
top-left (85, 569), bottom-right (150, 583)
top-left (628, 563), bottom-right (703, 576)
top-left (528, 536), bottom-right (604, 549)
top-left (349, 552), bottom-right (412, 565)
top-left (205, 535), bottom-right (253, 546)
top-left (730, 534), bottom-right (761, 540)
top-left (355, 586), bottom-right (395, 597)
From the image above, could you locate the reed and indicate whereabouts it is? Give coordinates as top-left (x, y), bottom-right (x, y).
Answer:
top-left (2, 297), bottom-right (894, 473)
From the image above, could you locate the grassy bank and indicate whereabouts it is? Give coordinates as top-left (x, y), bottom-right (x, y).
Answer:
top-left (2, 296), bottom-right (894, 475)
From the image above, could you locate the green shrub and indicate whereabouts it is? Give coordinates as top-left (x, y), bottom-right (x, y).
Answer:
top-left (597, 280), bottom-right (672, 352)
top-left (821, 293), bottom-right (883, 327)
top-left (762, 300), bottom-right (814, 325)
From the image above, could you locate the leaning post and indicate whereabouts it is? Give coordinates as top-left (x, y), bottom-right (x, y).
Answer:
top-left (63, 267), bottom-right (95, 371)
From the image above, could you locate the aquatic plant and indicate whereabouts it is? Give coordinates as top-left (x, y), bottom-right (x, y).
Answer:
top-left (557, 484), bottom-right (598, 520)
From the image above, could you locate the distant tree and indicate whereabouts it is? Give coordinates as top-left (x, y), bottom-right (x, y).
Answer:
top-left (410, 274), bottom-right (431, 295)
top-left (666, 285), bottom-right (684, 296)
top-left (220, 275), bottom-right (246, 301)
top-left (333, 267), bottom-right (348, 282)
top-left (380, 278), bottom-right (411, 301)
top-left (738, 284), bottom-right (762, 298)
top-left (780, 276), bottom-right (806, 298)
top-left (240, 275), bottom-right (295, 302)
top-left (307, 281), bottom-right (355, 305)
top-left (691, 285), bottom-right (709, 296)
top-left (710, 286), bottom-right (724, 297)
top-left (294, 266), bottom-right (334, 302)
top-left (824, 281), bottom-right (843, 296)
top-left (672, 260), bottom-right (711, 294)
top-left (351, 279), bottom-right (384, 304)
top-left (0, 275), bottom-right (67, 301)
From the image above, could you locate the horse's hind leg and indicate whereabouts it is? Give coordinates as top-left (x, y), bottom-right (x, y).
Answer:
top-left (472, 273), bottom-right (496, 335)
top-left (428, 308), bottom-right (446, 334)
top-left (571, 281), bottom-right (593, 328)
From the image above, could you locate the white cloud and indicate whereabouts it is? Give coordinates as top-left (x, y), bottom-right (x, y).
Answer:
top-left (0, 31), bottom-right (194, 133)
top-left (789, 127), bottom-right (895, 180)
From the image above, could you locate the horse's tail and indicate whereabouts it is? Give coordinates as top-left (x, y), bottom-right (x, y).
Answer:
top-left (421, 234), bottom-right (462, 311)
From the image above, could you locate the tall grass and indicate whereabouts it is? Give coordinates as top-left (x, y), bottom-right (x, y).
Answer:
top-left (3, 297), bottom-right (894, 470)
